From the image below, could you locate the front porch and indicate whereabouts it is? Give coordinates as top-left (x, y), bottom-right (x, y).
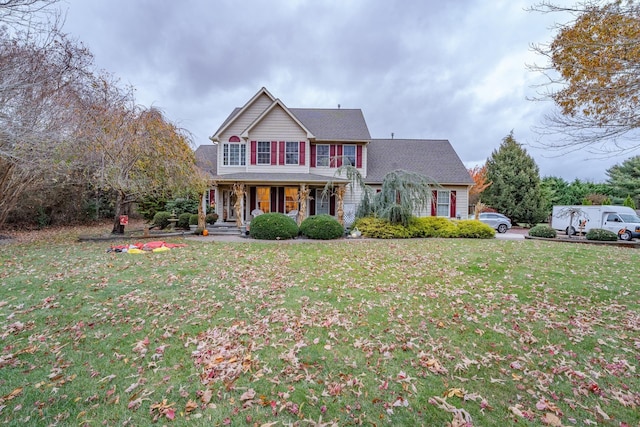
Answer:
top-left (204, 175), bottom-right (353, 228)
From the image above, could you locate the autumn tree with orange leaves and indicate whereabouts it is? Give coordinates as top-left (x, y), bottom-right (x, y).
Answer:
top-left (468, 164), bottom-right (491, 209)
top-left (531, 1), bottom-right (640, 154)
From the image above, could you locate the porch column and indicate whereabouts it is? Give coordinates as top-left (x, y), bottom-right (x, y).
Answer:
top-left (298, 184), bottom-right (310, 225)
top-left (336, 184), bottom-right (346, 226)
top-left (232, 182), bottom-right (245, 227)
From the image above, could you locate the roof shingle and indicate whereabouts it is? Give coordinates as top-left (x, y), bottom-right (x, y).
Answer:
top-left (366, 139), bottom-right (473, 185)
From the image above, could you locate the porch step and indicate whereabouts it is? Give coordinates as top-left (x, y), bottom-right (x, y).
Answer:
top-left (205, 223), bottom-right (244, 236)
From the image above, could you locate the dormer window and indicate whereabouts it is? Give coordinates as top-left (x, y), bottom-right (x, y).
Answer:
top-left (223, 136), bottom-right (245, 166)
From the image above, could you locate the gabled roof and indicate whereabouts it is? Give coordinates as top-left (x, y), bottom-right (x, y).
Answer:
top-left (195, 144), bottom-right (217, 175)
top-left (291, 108), bottom-right (370, 142)
top-left (242, 99), bottom-right (315, 139)
top-left (210, 87), bottom-right (276, 140)
top-left (366, 139), bottom-right (473, 185)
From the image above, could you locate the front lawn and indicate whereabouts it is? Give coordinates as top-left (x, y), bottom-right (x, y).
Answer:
top-left (0, 228), bottom-right (638, 425)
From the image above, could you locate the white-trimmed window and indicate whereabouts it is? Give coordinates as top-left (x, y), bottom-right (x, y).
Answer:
top-left (343, 145), bottom-right (356, 166)
top-left (437, 190), bottom-right (450, 217)
top-left (223, 143), bottom-right (246, 166)
top-left (257, 141), bottom-right (270, 165)
top-left (257, 187), bottom-right (270, 212)
top-left (315, 189), bottom-right (329, 215)
top-left (285, 141), bottom-right (299, 165)
top-left (316, 144), bottom-right (329, 167)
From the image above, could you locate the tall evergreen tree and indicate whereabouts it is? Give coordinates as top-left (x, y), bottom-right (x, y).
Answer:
top-left (483, 132), bottom-right (546, 225)
top-left (606, 155), bottom-right (640, 207)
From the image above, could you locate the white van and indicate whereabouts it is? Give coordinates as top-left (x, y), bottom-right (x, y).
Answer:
top-left (551, 205), bottom-right (640, 240)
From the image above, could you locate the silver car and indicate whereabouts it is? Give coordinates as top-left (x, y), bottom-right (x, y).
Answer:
top-left (478, 212), bottom-right (512, 233)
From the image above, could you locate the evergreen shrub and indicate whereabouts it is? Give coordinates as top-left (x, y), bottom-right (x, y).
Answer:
top-left (152, 211), bottom-right (171, 229)
top-left (528, 224), bottom-right (557, 238)
top-left (352, 217), bottom-right (411, 239)
top-left (456, 220), bottom-right (495, 238)
top-left (299, 214), bottom-right (344, 240)
top-left (206, 213), bottom-right (219, 224)
top-left (177, 213), bottom-right (191, 229)
top-left (250, 213), bottom-right (298, 240)
top-left (586, 228), bottom-right (618, 241)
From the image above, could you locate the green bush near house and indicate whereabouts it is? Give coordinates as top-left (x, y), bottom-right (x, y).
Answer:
top-left (250, 212), bottom-right (298, 240)
top-left (352, 217), bottom-right (411, 239)
top-left (189, 214), bottom-right (199, 226)
top-left (528, 224), bottom-right (557, 238)
top-left (165, 198), bottom-right (199, 216)
top-left (455, 220), bottom-right (495, 238)
top-left (586, 228), bottom-right (618, 241)
top-left (177, 213), bottom-right (191, 229)
top-left (299, 214), bottom-right (344, 240)
top-left (152, 211), bottom-right (171, 229)
top-left (408, 217), bottom-right (459, 238)
top-left (354, 216), bottom-right (495, 239)
top-left (206, 213), bottom-right (219, 224)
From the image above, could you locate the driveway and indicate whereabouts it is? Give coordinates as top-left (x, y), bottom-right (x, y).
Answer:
top-left (495, 227), bottom-right (526, 240)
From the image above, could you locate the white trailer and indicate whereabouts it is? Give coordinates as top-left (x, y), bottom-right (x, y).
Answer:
top-left (551, 205), bottom-right (640, 241)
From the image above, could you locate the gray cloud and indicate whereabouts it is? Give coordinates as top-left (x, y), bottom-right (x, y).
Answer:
top-left (61, 0), bottom-right (629, 181)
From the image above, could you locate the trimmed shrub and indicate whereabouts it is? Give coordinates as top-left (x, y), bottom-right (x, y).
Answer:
top-left (528, 224), bottom-right (557, 238)
top-left (250, 212), bottom-right (298, 240)
top-left (407, 217), bottom-right (457, 238)
top-left (456, 220), bottom-right (495, 238)
top-left (177, 213), bottom-right (191, 229)
top-left (206, 213), bottom-right (219, 224)
top-left (189, 214), bottom-right (199, 226)
top-left (299, 214), bottom-right (344, 240)
top-left (586, 228), bottom-right (618, 241)
top-left (352, 217), bottom-right (411, 239)
top-left (152, 211), bottom-right (171, 229)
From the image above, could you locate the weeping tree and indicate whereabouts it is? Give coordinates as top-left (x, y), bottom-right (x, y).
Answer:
top-left (324, 162), bottom-right (438, 227)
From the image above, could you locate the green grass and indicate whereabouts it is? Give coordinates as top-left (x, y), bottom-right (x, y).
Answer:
top-left (0, 230), bottom-right (639, 426)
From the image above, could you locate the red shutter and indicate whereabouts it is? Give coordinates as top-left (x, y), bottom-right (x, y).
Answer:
top-left (329, 194), bottom-right (336, 216)
top-left (330, 145), bottom-right (336, 167)
top-left (249, 187), bottom-right (256, 212)
top-left (356, 145), bottom-right (362, 168)
top-left (279, 141), bottom-right (285, 165)
top-left (278, 187), bottom-right (285, 213)
top-left (310, 194), bottom-right (316, 215)
top-left (450, 191), bottom-right (457, 218)
top-left (270, 187), bottom-right (277, 212)
top-left (431, 190), bottom-right (437, 216)
top-left (336, 145), bottom-right (343, 168)
top-left (270, 141), bottom-right (277, 165)
top-left (310, 144), bottom-right (316, 167)
top-left (209, 189), bottom-right (215, 206)
top-left (250, 141), bottom-right (257, 165)
top-left (299, 141), bottom-right (305, 166)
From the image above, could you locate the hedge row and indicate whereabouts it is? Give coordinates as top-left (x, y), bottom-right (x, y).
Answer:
top-left (352, 217), bottom-right (495, 239)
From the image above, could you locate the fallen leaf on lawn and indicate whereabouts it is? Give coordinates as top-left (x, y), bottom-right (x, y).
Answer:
top-left (185, 400), bottom-right (198, 413)
top-left (240, 388), bottom-right (256, 401)
top-left (594, 405), bottom-right (610, 421)
top-left (542, 412), bottom-right (562, 426)
top-left (201, 389), bottom-right (213, 404)
top-left (443, 388), bottom-right (465, 398)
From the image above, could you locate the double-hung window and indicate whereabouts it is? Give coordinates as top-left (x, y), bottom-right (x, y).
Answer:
top-left (257, 141), bottom-right (270, 165)
top-left (437, 190), bottom-right (450, 217)
top-left (285, 187), bottom-right (299, 213)
top-left (343, 145), bottom-right (356, 166)
top-left (223, 143), bottom-right (246, 166)
top-left (316, 144), bottom-right (329, 167)
top-left (285, 141), bottom-right (299, 165)
top-left (256, 187), bottom-right (270, 212)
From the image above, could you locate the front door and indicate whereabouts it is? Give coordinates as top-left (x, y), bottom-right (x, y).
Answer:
top-left (223, 190), bottom-right (236, 222)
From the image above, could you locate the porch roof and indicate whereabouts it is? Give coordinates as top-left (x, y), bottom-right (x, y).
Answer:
top-left (210, 172), bottom-right (349, 185)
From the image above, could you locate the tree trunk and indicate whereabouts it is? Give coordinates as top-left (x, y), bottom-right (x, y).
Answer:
top-left (198, 192), bottom-right (206, 230)
top-left (112, 191), bottom-right (125, 234)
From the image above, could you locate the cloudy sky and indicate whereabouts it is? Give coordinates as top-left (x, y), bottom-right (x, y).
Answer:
top-left (58, 0), bottom-right (628, 182)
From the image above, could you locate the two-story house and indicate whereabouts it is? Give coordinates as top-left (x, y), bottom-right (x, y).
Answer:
top-left (195, 87), bottom-right (473, 226)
